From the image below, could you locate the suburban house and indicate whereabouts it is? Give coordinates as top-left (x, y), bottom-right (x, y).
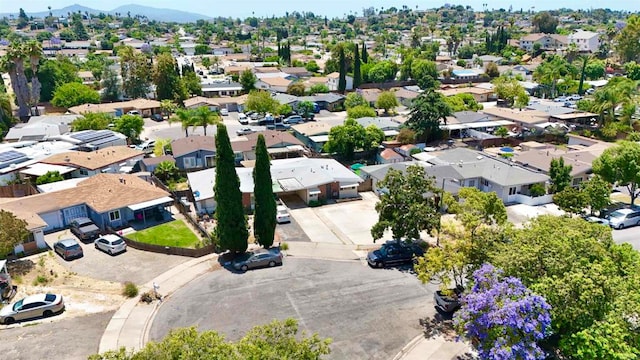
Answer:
top-left (255, 76), bottom-right (293, 93)
top-left (231, 130), bottom-right (305, 163)
top-left (68, 99), bottom-right (161, 118)
top-left (441, 111), bottom-right (514, 139)
top-left (299, 93), bottom-right (345, 111)
top-left (50, 129), bottom-right (128, 151)
top-left (438, 86), bottom-right (494, 103)
top-left (201, 82), bottom-right (243, 97)
top-left (281, 67), bottom-right (313, 78)
top-left (291, 122), bottom-right (334, 152)
top-left (184, 96), bottom-right (220, 111)
top-left (394, 88), bottom-right (421, 107)
top-left (304, 76), bottom-right (328, 91)
top-left (518, 33), bottom-right (568, 52)
top-left (0, 141), bottom-right (77, 185)
top-left (1, 173), bottom-right (173, 253)
top-left (355, 117), bottom-right (401, 138)
top-left (450, 69), bottom-right (483, 81)
top-left (4, 114), bottom-right (80, 142)
top-left (327, 72), bottom-right (353, 91)
top-left (187, 157), bottom-right (363, 214)
top-left (480, 107), bottom-right (549, 130)
top-left (39, 146), bottom-right (144, 178)
top-left (377, 148), bottom-right (404, 164)
top-left (567, 30), bottom-right (601, 53)
top-left (171, 136), bottom-right (216, 171)
top-left (139, 155), bottom-right (176, 173)
top-left (359, 88), bottom-right (381, 106)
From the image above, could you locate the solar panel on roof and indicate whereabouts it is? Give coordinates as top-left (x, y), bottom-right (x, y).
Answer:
top-left (71, 130), bottom-right (116, 143)
top-left (0, 150), bottom-right (27, 163)
top-left (88, 135), bottom-right (123, 146)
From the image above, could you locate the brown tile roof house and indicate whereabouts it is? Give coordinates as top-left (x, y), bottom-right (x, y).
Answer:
top-left (514, 147), bottom-right (596, 178)
top-left (260, 77), bottom-right (293, 87)
top-left (140, 155), bottom-right (175, 172)
top-left (306, 76), bottom-right (328, 85)
top-left (232, 130), bottom-right (305, 161)
top-left (360, 88), bottom-right (382, 104)
top-left (254, 67), bottom-right (281, 73)
top-left (171, 136), bottom-right (216, 158)
top-left (1, 173), bottom-right (170, 230)
top-left (41, 146), bottom-right (144, 171)
top-left (281, 67), bottom-right (312, 77)
top-left (378, 148), bottom-right (404, 163)
top-left (184, 96), bottom-right (219, 109)
top-left (68, 99), bottom-right (161, 115)
top-left (480, 107), bottom-right (549, 126)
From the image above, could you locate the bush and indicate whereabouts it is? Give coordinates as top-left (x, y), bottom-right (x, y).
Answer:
top-left (123, 282), bottom-right (139, 298)
top-left (529, 183), bottom-right (547, 197)
top-left (32, 275), bottom-right (49, 286)
top-left (280, 242), bottom-right (289, 251)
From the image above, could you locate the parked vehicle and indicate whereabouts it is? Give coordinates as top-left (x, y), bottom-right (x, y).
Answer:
top-left (53, 239), bottom-right (84, 261)
top-left (94, 234), bottom-right (127, 255)
top-left (150, 114), bottom-right (163, 122)
top-left (581, 215), bottom-right (608, 225)
top-left (585, 88), bottom-right (596, 95)
top-left (220, 108), bottom-right (229, 116)
top-left (231, 248), bottom-right (283, 272)
top-left (554, 96), bottom-right (568, 103)
top-left (133, 140), bottom-right (156, 154)
top-left (434, 287), bottom-right (464, 313)
top-left (568, 94), bottom-right (582, 101)
top-left (266, 123), bottom-right (291, 131)
top-left (236, 127), bottom-right (257, 136)
top-left (276, 205), bottom-right (291, 224)
top-left (283, 115), bottom-right (303, 124)
top-left (127, 110), bottom-right (140, 116)
top-left (238, 113), bottom-right (248, 125)
top-left (69, 217), bottom-right (100, 242)
top-left (250, 112), bottom-right (261, 120)
top-left (607, 208), bottom-right (640, 229)
top-left (0, 293), bottom-right (64, 324)
top-left (367, 240), bottom-right (425, 268)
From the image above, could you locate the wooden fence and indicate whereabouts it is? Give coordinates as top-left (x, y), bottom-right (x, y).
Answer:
top-left (0, 183), bottom-right (38, 198)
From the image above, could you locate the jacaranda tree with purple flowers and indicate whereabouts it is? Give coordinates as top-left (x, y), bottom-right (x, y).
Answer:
top-left (454, 263), bottom-right (552, 360)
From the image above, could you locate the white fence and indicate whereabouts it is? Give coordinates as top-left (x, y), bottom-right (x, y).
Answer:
top-left (513, 193), bottom-right (554, 206)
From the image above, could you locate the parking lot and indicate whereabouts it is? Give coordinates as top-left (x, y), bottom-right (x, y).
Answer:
top-left (44, 229), bottom-right (192, 285)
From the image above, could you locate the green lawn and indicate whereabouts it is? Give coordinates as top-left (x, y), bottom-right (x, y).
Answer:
top-left (127, 220), bottom-right (200, 248)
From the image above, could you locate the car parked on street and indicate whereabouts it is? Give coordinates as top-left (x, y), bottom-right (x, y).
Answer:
top-left (367, 240), bottom-right (425, 268)
top-left (53, 239), bottom-right (84, 261)
top-left (231, 248), bottom-right (283, 272)
top-left (607, 208), bottom-right (640, 229)
top-left (266, 123), bottom-right (291, 131)
top-left (0, 293), bottom-right (65, 324)
top-left (69, 217), bottom-right (100, 242)
top-left (94, 234), bottom-right (127, 255)
top-left (276, 205), bottom-right (291, 224)
top-left (236, 127), bottom-right (257, 136)
top-left (133, 140), bottom-right (156, 154)
top-left (283, 115), bottom-right (303, 124)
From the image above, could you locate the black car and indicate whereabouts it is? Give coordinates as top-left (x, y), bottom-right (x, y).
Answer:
top-left (150, 114), bottom-right (163, 122)
top-left (266, 123), bottom-right (291, 131)
top-left (367, 240), bottom-right (425, 268)
top-left (69, 217), bottom-right (100, 242)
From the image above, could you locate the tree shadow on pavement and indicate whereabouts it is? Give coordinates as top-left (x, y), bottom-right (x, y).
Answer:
top-left (419, 311), bottom-right (478, 360)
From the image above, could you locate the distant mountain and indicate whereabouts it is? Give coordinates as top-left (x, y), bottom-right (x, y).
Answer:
top-left (0, 3), bottom-right (212, 23)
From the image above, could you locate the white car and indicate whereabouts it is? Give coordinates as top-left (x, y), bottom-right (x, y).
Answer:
top-left (276, 205), bottom-right (291, 224)
top-left (220, 108), bottom-right (229, 116)
top-left (94, 234), bottom-right (127, 255)
top-left (0, 293), bottom-right (64, 324)
top-left (236, 127), bottom-right (256, 136)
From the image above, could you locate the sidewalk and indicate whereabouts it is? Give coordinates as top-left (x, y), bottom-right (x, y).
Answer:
top-left (393, 335), bottom-right (474, 360)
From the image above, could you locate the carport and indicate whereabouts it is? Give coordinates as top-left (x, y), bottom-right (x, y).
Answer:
top-left (127, 196), bottom-right (174, 226)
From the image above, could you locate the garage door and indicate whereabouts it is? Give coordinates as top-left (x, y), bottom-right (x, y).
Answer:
top-left (40, 211), bottom-right (62, 232)
top-left (63, 205), bottom-right (88, 225)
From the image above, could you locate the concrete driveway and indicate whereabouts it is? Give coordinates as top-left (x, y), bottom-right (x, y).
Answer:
top-left (149, 258), bottom-right (435, 360)
top-left (44, 230), bottom-right (192, 285)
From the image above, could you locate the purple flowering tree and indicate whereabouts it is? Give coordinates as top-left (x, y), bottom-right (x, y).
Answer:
top-left (454, 264), bottom-right (552, 360)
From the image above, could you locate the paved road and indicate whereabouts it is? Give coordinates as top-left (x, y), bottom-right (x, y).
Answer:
top-left (612, 226), bottom-right (640, 251)
top-left (0, 311), bottom-right (113, 360)
top-left (149, 258), bottom-right (436, 360)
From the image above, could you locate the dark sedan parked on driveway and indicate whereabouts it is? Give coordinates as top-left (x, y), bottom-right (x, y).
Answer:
top-left (69, 217), bottom-right (100, 242)
top-left (231, 248), bottom-right (283, 272)
top-left (367, 240), bottom-right (425, 268)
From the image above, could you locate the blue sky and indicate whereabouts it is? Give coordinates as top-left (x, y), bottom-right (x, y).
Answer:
top-left (3, 0), bottom-right (639, 18)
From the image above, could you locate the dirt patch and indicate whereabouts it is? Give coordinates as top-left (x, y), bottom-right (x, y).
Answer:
top-left (6, 252), bottom-right (125, 318)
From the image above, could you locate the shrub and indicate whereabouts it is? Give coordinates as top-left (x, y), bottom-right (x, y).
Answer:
top-left (529, 183), bottom-right (546, 197)
top-left (280, 242), bottom-right (289, 251)
top-left (123, 282), bottom-right (139, 298)
top-left (32, 275), bottom-right (49, 286)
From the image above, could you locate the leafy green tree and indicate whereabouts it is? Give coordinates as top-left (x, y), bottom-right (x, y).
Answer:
top-left (194, 44), bottom-right (210, 55)
top-left (309, 84), bottom-right (329, 94)
top-left (406, 89), bottom-right (451, 142)
top-left (214, 123), bottom-right (248, 253)
top-left (553, 187), bottom-right (588, 215)
top-left (0, 92), bottom-right (15, 140)
top-left (239, 70), bottom-right (257, 93)
top-left (37, 57), bottom-right (80, 102)
top-left (246, 90), bottom-right (279, 114)
top-left (364, 125), bottom-right (385, 150)
top-left (35, 171), bottom-right (64, 185)
top-left (153, 53), bottom-right (186, 103)
top-left (338, 46), bottom-right (347, 93)
top-left (89, 319), bottom-right (331, 360)
top-left (368, 60), bottom-right (398, 83)
top-left (253, 135), bottom-right (277, 248)
top-left (346, 105), bottom-right (376, 119)
top-left (532, 11), bottom-right (558, 33)
top-left (159, 100), bottom-right (178, 118)
top-left (615, 14), bottom-right (640, 63)
top-left (446, 187), bottom-right (507, 235)
top-left (305, 60), bottom-right (319, 73)
top-left (584, 60), bottom-right (606, 80)
top-left (375, 91), bottom-right (399, 114)
top-left (624, 61), bottom-right (640, 81)
top-left (580, 175), bottom-right (612, 216)
top-left (201, 57), bottom-right (211, 70)
top-left (411, 59), bottom-right (439, 90)
top-left (361, 42), bottom-right (369, 63)
top-left (296, 100), bottom-right (315, 119)
top-left (484, 62), bottom-right (500, 78)
top-left (549, 157), bottom-right (573, 194)
top-left (344, 93), bottom-right (367, 109)
top-left (324, 119), bottom-right (366, 158)
top-left (593, 141), bottom-right (640, 205)
top-left (286, 82), bottom-right (306, 96)
top-left (118, 46), bottom-right (151, 99)
top-left (182, 68), bottom-right (202, 97)
top-left (353, 43), bottom-right (362, 88)
top-left (70, 13), bottom-right (89, 40)
top-left (191, 106), bottom-right (220, 136)
top-left (51, 82), bottom-right (100, 108)
top-left (371, 165), bottom-right (440, 242)
top-left (494, 126), bottom-right (509, 138)
top-left (70, 113), bottom-right (112, 131)
top-left (276, 104), bottom-right (292, 117)
top-left (101, 68), bottom-right (120, 102)
top-left (152, 139), bottom-right (172, 157)
top-left (396, 128), bottom-right (416, 144)
top-left (492, 76), bottom-right (529, 108)
top-left (0, 210), bottom-right (29, 259)
top-left (153, 161), bottom-right (179, 182)
top-left (113, 114), bottom-right (144, 142)
top-left (443, 93), bottom-right (482, 112)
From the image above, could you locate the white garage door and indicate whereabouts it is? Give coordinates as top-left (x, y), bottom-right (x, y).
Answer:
top-left (40, 211), bottom-right (62, 232)
top-left (63, 205), bottom-right (88, 225)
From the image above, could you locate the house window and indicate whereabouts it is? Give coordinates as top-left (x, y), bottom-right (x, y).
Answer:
top-left (205, 155), bottom-right (215, 168)
top-left (183, 157), bottom-right (196, 168)
top-left (509, 187), bottom-right (517, 195)
top-left (24, 232), bottom-right (35, 244)
top-left (572, 177), bottom-right (582, 187)
top-left (109, 210), bottom-right (120, 222)
top-left (467, 180), bottom-right (476, 187)
top-left (79, 169), bottom-right (88, 176)
top-left (482, 179), bottom-right (489, 187)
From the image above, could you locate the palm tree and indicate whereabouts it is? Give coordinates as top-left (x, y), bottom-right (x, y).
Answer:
top-left (191, 106), bottom-right (220, 136)
top-left (23, 40), bottom-right (42, 115)
top-left (170, 108), bottom-right (194, 137)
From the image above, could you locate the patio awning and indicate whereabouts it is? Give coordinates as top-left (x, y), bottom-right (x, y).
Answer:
top-left (127, 196), bottom-right (173, 211)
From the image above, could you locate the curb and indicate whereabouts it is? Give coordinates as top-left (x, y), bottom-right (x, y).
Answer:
top-left (391, 334), bottom-right (425, 360)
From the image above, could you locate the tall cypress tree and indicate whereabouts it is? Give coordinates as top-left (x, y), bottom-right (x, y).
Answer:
top-left (361, 42), bottom-right (369, 63)
top-left (253, 134), bottom-right (277, 248)
top-left (338, 46), bottom-right (347, 93)
top-left (353, 43), bottom-right (362, 89)
top-left (214, 123), bottom-right (248, 253)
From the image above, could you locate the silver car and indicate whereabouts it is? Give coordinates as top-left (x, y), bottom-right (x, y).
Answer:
top-left (0, 293), bottom-right (64, 324)
top-left (231, 249), bottom-right (283, 272)
top-left (94, 234), bottom-right (127, 255)
top-left (53, 239), bottom-right (84, 261)
top-left (607, 208), bottom-right (640, 229)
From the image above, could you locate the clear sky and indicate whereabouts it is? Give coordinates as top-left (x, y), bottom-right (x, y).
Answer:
top-left (2, 0), bottom-right (639, 18)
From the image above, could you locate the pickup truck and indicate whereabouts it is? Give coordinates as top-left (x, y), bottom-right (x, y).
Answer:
top-left (367, 240), bottom-right (425, 268)
top-left (69, 217), bottom-right (101, 242)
